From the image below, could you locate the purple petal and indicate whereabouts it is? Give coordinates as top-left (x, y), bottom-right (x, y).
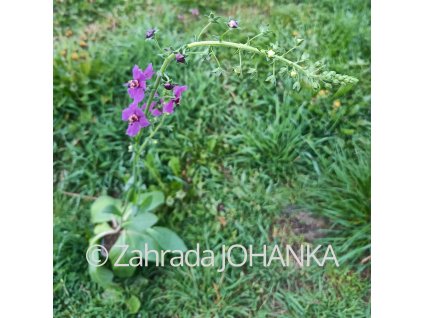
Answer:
top-left (173, 85), bottom-right (187, 98)
top-left (151, 109), bottom-right (162, 117)
top-left (133, 106), bottom-right (145, 118)
top-left (126, 122), bottom-right (142, 137)
top-left (132, 65), bottom-right (142, 80)
top-left (143, 102), bottom-right (151, 114)
top-left (138, 116), bottom-right (150, 128)
top-left (150, 101), bottom-right (162, 117)
top-left (141, 102), bottom-right (161, 116)
top-left (141, 63), bottom-right (154, 81)
top-left (128, 87), bottom-right (145, 103)
top-left (122, 102), bottom-right (138, 121)
top-left (163, 100), bottom-right (175, 114)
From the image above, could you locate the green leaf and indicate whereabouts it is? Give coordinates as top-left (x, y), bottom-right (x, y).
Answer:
top-left (146, 226), bottom-right (187, 252)
top-left (88, 245), bottom-right (114, 288)
top-left (101, 288), bottom-right (124, 303)
top-left (122, 203), bottom-right (139, 219)
top-left (126, 295), bottom-right (141, 314)
top-left (211, 67), bottom-right (224, 77)
top-left (333, 83), bottom-right (355, 98)
top-left (123, 212), bottom-right (158, 232)
top-left (93, 223), bottom-right (112, 235)
top-left (91, 196), bottom-right (122, 223)
top-left (265, 74), bottom-right (276, 86)
top-left (312, 81), bottom-right (320, 90)
top-left (293, 81), bottom-right (301, 91)
top-left (138, 191), bottom-right (165, 212)
top-left (168, 156), bottom-right (181, 175)
top-left (109, 230), bottom-right (160, 277)
top-left (300, 52), bottom-right (309, 61)
top-left (259, 24), bottom-right (270, 33)
top-left (341, 128), bottom-right (355, 135)
top-left (233, 66), bottom-right (241, 74)
top-left (278, 67), bottom-right (288, 75)
top-left (89, 266), bottom-right (114, 288)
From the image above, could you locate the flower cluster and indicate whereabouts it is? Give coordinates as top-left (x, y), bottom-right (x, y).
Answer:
top-left (122, 64), bottom-right (187, 137)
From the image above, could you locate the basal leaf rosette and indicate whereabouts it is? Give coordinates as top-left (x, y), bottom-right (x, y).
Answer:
top-left (88, 192), bottom-right (187, 286)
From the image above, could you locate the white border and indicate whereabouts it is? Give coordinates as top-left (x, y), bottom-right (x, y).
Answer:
top-left (372, 0), bottom-right (423, 316)
top-left (0, 0), bottom-right (52, 316)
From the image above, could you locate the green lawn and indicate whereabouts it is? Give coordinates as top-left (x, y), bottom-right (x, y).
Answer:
top-left (54, 0), bottom-right (370, 316)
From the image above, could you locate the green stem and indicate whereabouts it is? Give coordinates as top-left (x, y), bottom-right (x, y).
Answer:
top-left (239, 50), bottom-right (243, 76)
top-left (197, 21), bottom-right (212, 39)
top-left (210, 48), bottom-right (221, 68)
top-left (124, 54), bottom-right (174, 207)
top-left (220, 29), bottom-right (230, 40)
top-left (144, 53), bottom-right (175, 118)
top-left (246, 32), bottom-right (263, 44)
top-left (153, 38), bottom-right (163, 52)
top-left (138, 115), bottom-right (166, 154)
top-left (186, 40), bottom-right (306, 74)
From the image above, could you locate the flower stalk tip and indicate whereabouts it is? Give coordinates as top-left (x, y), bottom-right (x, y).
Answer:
top-left (227, 19), bottom-right (239, 28)
top-left (175, 53), bottom-right (185, 63)
top-left (145, 29), bottom-right (156, 39)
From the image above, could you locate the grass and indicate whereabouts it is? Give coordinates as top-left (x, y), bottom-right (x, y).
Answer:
top-left (54, 0), bottom-right (370, 316)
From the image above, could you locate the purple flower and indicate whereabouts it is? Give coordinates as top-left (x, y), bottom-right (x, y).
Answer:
top-left (163, 85), bottom-right (188, 114)
top-left (227, 19), bottom-right (239, 28)
top-left (189, 8), bottom-right (199, 17)
top-left (122, 102), bottom-right (150, 137)
top-left (126, 64), bottom-right (154, 103)
top-left (173, 85), bottom-right (188, 104)
top-left (164, 82), bottom-right (175, 90)
top-left (145, 29), bottom-right (156, 39)
top-left (175, 53), bottom-right (185, 63)
top-left (141, 101), bottom-right (162, 117)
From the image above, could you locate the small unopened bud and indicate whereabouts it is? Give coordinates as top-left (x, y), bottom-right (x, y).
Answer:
top-left (290, 70), bottom-right (297, 77)
top-left (175, 53), bottom-right (185, 63)
top-left (189, 8), bottom-right (199, 17)
top-left (145, 28), bottom-right (156, 39)
top-left (227, 19), bottom-right (239, 28)
top-left (267, 49), bottom-right (276, 58)
top-left (164, 82), bottom-right (175, 90)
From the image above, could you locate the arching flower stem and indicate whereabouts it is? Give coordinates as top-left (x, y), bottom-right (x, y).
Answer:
top-left (126, 40), bottom-right (309, 207)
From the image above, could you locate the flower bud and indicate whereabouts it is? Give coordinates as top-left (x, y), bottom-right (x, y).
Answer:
top-left (145, 28), bottom-right (156, 39)
top-left (175, 53), bottom-right (185, 63)
top-left (190, 8), bottom-right (199, 17)
top-left (164, 82), bottom-right (175, 90)
top-left (267, 49), bottom-right (276, 58)
top-left (227, 19), bottom-right (239, 28)
top-left (290, 70), bottom-right (297, 77)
